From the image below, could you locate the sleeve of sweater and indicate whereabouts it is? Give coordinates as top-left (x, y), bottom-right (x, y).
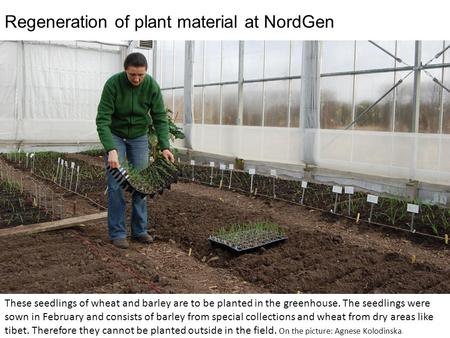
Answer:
top-left (96, 81), bottom-right (116, 152)
top-left (150, 81), bottom-right (170, 150)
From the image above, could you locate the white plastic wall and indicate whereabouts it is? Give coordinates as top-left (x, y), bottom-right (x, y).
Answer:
top-left (0, 41), bottom-right (122, 148)
top-left (177, 125), bottom-right (450, 186)
top-left (0, 42), bottom-right (19, 142)
top-left (182, 125), bottom-right (303, 164)
top-left (1, 40), bottom-right (449, 187)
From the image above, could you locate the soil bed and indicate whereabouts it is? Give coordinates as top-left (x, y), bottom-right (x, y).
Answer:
top-left (0, 181), bottom-right (53, 228)
top-left (152, 183), bottom-right (450, 293)
top-left (1, 154), bottom-right (450, 293)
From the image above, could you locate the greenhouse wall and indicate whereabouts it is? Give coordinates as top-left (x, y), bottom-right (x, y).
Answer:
top-left (0, 41), bottom-right (125, 149)
top-left (159, 40), bottom-right (450, 187)
top-left (1, 40), bottom-right (449, 187)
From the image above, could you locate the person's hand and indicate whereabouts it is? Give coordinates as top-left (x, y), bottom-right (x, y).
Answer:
top-left (108, 149), bottom-right (120, 168)
top-left (161, 149), bottom-right (175, 163)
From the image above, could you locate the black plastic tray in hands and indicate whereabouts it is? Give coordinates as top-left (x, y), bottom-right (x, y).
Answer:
top-left (106, 165), bottom-right (141, 195)
top-left (106, 159), bottom-right (181, 199)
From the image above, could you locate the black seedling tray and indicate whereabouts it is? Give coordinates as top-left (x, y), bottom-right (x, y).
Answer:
top-left (106, 161), bottom-right (181, 199)
top-left (106, 165), bottom-right (144, 196)
top-left (208, 233), bottom-right (288, 252)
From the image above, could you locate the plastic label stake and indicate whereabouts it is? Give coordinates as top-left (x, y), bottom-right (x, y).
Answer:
top-left (301, 180), bottom-right (308, 205)
top-left (30, 153), bottom-right (35, 173)
top-left (74, 165), bottom-right (80, 193)
top-left (249, 168), bottom-right (256, 193)
top-left (345, 186), bottom-right (354, 216)
top-left (209, 161), bottom-right (215, 185)
top-left (69, 162), bottom-right (75, 191)
top-left (59, 159), bottom-right (64, 185)
top-left (219, 163), bottom-right (226, 189)
top-left (407, 203), bottom-right (419, 233)
top-left (332, 185), bottom-right (343, 214)
top-left (64, 161), bottom-right (69, 188)
top-left (228, 164), bottom-right (234, 189)
top-left (190, 160), bottom-right (195, 181)
top-left (366, 194), bottom-right (379, 223)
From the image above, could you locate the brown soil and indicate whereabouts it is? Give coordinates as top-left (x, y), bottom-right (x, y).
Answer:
top-left (1, 157), bottom-right (450, 293)
top-left (153, 183), bottom-right (450, 293)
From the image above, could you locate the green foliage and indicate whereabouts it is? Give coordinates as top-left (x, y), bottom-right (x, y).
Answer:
top-left (440, 208), bottom-right (450, 233)
top-left (383, 198), bottom-right (408, 225)
top-left (123, 157), bottom-right (180, 195)
top-left (212, 221), bottom-right (286, 250)
top-left (148, 108), bottom-right (185, 158)
top-left (419, 203), bottom-right (442, 236)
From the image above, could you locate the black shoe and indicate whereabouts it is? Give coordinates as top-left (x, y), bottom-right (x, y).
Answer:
top-left (132, 233), bottom-right (154, 244)
top-left (111, 238), bottom-right (129, 249)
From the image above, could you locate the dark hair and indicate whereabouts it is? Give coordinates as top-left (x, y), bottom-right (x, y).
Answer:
top-left (123, 52), bottom-right (148, 69)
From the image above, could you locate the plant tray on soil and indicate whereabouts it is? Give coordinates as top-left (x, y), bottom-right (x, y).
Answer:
top-left (208, 222), bottom-right (287, 252)
top-left (106, 158), bottom-right (181, 198)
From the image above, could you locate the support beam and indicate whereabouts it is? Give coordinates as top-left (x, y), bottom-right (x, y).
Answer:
top-left (410, 41), bottom-right (421, 182)
top-left (300, 41), bottom-right (321, 166)
top-left (183, 41), bottom-right (194, 149)
top-left (152, 40), bottom-right (158, 79)
top-left (0, 212), bottom-right (107, 237)
top-left (237, 41), bottom-right (245, 125)
top-left (411, 41), bottom-right (422, 132)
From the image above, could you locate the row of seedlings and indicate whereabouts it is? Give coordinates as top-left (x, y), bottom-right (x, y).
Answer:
top-left (2, 151), bottom-right (107, 215)
top-left (0, 160), bottom-right (66, 224)
top-left (179, 160), bottom-right (450, 241)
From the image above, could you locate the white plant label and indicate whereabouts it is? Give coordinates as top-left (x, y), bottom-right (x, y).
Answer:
top-left (345, 186), bottom-right (354, 194)
top-left (367, 194), bottom-right (379, 204)
top-left (209, 161), bottom-right (215, 167)
top-left (30, 153), bottom-right (34, 158)
top-left (65, 161), bottom-right (68, 167)
top-left (190, 160), bottom-right (195, 165)
top-left (228, 164), bottom-right (234, 170)
top-left (332, 185), bottom-right (343, 194)
top-left (270, 169), bottom-right (277, 177)
top-left (407, 203), bottom-right (419, 214)
top-left (77, 166), bottom-right (80, 173)
top-left (220, 164), bottom-right (226, 170)
top-left (301, 181), bottom-right (308, 188)
top-left (57, 157), bottom-right (60, 164)
top-left (249, 168), bottom-right (256, 175)
top-left (26, 153), bottom-right (29, 158)
top-left (71, 162), bottom-right (75, 169)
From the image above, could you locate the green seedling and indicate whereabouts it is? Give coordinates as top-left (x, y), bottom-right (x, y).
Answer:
top-left (121, 157), bottom-right (180, 195)
top-left (148, 108), bottom-right (185, 159)
top-left (210, 221), bottom-right (287, 251)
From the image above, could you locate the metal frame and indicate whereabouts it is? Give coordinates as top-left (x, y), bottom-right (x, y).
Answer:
top-left (158, 40), bottom-right (449, 133)
top-left (20, 40), bottom-right (123, 54)
top-left (160, 41), bottom-right (303, 128)
top-left (318, 41), bottom-right (450, 135)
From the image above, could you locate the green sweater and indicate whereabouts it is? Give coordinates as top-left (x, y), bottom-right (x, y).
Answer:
top-left (96, 71), bottom-right (170, 152)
